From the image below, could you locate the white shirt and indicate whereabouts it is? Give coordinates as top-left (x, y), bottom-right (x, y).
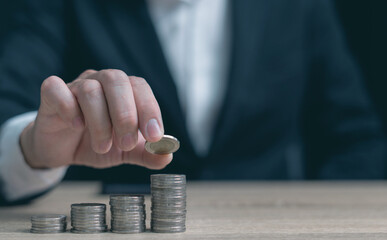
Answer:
top-left (0, 0), bottom-right (230, 201)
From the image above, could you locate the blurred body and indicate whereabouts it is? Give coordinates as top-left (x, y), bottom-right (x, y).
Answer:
top-left (0, 0), bottom-right (385, 204)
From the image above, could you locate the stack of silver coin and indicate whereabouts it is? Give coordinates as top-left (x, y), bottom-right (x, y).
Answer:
top-left (109, 195), bottom-right (146, 233)
top-left (151, 174), bottom-right (186, 233)
top-left (70, 203), bottom-right (108, 233)
top-left (30, 214), bottom-right (67, 233)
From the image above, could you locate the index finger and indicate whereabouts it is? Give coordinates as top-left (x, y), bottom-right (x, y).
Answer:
top-left (129, 76), bottom-right (164, 142)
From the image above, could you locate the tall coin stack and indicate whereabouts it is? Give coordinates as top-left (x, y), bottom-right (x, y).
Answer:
top-left (151, 174), bottom-right (187, 233)
top-left (110, 195), bottom-right (146, 233)
top-left (70, 203), bottom-right (108, 233)
top-left (30, 214), bottom-right (67, 233)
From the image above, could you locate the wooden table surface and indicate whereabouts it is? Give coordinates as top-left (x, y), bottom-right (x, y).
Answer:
top-left (1, 181), bottom-right (387, 239)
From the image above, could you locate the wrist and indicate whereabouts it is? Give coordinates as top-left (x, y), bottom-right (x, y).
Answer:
top-left (19, 121), bottom-right (41, 169)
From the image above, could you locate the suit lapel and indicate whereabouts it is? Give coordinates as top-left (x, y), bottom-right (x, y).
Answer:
top-left (106, 0), bottom-right (269, 159)
top-left (208, 0), bottom-right (270, 157)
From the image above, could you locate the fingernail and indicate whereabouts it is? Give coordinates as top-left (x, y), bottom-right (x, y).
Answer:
top-left (121, 133), bottom-right (136, 149)
top-left (72, 116), bottom-right (84, 129)
top-left (146, 118), bottom-right (162, 140)
top-left (98, 139), bottom-right (111, 153)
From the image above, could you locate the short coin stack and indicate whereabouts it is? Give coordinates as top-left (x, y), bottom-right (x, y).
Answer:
top-left (30, 214), bottom-right (67, 233)
top-left (151, 174), bottom-right (187, 233)
top-left (71, 203), bottom-right (108, 233)
top-left (110, 195), bottom-right (146, 233)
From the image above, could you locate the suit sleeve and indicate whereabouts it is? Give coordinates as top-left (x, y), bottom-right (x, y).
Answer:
top-left (0, 0), bottom-right (67, 203)
top-left (0, 112), bottom-right (67, 204)
top-left (302, 0), bottom-right (387, 179)
top-left (0, 0), bottom-right (65, 125)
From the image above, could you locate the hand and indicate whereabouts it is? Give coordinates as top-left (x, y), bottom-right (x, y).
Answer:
top-left (20, 69), bottom-right (172, 169)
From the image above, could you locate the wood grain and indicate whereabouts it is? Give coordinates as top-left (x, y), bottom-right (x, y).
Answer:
top-left (1, 181), bottom-right (387, 239)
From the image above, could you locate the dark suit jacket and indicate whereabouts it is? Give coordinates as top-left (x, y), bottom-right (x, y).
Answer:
top-left (0, 0), bottom-right (385, 190)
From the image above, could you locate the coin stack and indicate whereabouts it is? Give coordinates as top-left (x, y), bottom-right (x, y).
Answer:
top-left (110, 195), bottom-right (146, 233)
top-left (70, 203), bottom-right (108, 233)
top-left (151, 174), bottom-right (187, 233)
top-left (30, 214), bottom-right (67, 233)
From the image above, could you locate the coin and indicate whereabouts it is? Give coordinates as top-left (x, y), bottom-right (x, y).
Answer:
top-left (110, 194), bottom-right (146, 234)
top-left (30, 214), bottom-right (67, 233)
top-left (145, 135), bottom-right (180, 154)
top-left (70, 203), bottom-right (107, 234)
top-left (150, 174), bottom-right (187, 233)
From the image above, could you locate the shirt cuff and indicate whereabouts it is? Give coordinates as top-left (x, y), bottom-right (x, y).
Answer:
top-left (0, 112), bottom-right (68, 201)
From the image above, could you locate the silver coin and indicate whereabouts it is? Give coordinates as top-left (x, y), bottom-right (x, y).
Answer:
top-left (111, 217), bottom-right (145, 221)
top-left (111, 226), bottom-right (145, 231)
top-left (111, 228), bottom-right (145, 231)
top-left (151, 198), bottom-right (186, 202)
top-left (145, 135), bottom-right (180, 154)
top-left (72, 224), bottom-right (107, 229)
top-left (151, 194), bottom-right (186, 198)
top-left (111, 225), bottom-right (145, 229)
top-left (151, 218), bottom-right (185, 223)
top-left (151, 202), bottom-right (187, 207)
top-left (111, 218), bottom-right (145, 222)
top-left (30, 214), bottom-right (67, 234)
top-left (111, 209), bottom-right (145, 217)
top-left (112, 223), bottom-right (145, 227)
top-left (151, 179), bottom-right (186, 183)
top-left (151, 210), bottom-right (186, 214)
top-left (30, 229), bottom-right (66, 234)
top-left (31, 214), bottom-right (66, 219)
top-left (71, 209), bottom-right (105, 213)
top-left (110, 194), bottom-right (144, 200)
top-left (111, 214), bottom-right (145, 219)
top-left (110, 204), bottom-right (145, 209)
top-left (111, 230), bottom-right (145, 234)
top-left (71, 221), bottom-right (105, 225)
top-left (151, 174), bottom-right (186, 182)
top-left (151, 205), bottom-right (186, 209)
top-left (31, 222), bottom-right (65, 227)
top-left (112, 224), bottom-right (145, 228)
top-left (151, 225), bottom-right (186, 230)
top-left (111, 209), bottom-right (145, 214)
top-left (71, 213), bottom-right (105, 217)
top-left (111, 213), bottom-right (145, 218)
top-left (110, 202), bottom-right (144, 207)
top-left (152, 180), bottom-right (186, 184)
top-left (151, 227), bottom-right (186, 233)
top-left (151, 219), bottom-right (186, 224)
top-left (113, 222), bottom-right (146, 225)
top-left (112, 211), bottom-right (143, 216)
top-left (70, 229), bottom-right (107, 234)
top-left (70, 217), bottom-right (105, 222)
top-left (151, 185), bottom-right (186, 189)
top-left (150, 174), bottom-right (187, 234)
top-left (111, 230), bottom-right (145, 233)
top-left (31, 227), bottom-right (66, 230)
top-left (71, 203), bottom-right (106, 210)
top-left (151, 174), bottom-right (185, 178)
top-left (151, 187), bottom-right (186, 192)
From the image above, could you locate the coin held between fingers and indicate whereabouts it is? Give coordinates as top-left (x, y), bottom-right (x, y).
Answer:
top-left (145, 135), bottom-right (180, 154)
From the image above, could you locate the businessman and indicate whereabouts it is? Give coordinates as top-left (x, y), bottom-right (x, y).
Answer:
top-left (0, 0), bottom-right (385, 204)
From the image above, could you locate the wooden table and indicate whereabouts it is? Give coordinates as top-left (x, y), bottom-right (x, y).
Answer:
top-left (1, 181), bottom-right (387, 239)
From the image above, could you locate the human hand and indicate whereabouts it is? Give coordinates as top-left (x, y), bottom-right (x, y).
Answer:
top-left (20, 69), bottom-right (172, 169)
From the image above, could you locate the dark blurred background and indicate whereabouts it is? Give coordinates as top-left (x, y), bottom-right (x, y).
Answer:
top-left (334, 0), bottom-right (387, 136)
top-left (1, 0), bottom-right (386, 134)
top-left (0, 0), bottom-right (386, 181)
